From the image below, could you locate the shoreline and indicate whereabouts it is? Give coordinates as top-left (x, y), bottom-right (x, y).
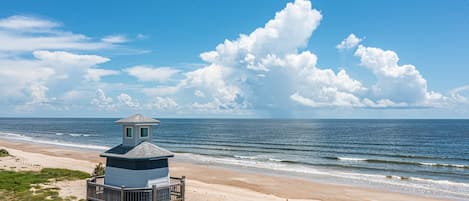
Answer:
top-left (0, 138), bottom-right (451, 201)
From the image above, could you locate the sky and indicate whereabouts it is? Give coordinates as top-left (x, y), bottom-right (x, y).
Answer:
top-left (0, 0), bottom-right (468, 118)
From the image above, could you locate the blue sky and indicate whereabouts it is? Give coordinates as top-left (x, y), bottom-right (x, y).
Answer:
top-left (0, 0), bottom-right (468, 118)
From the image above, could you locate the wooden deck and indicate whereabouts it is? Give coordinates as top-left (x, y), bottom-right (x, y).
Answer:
top-left (86, 176), bottom-right (185, 201)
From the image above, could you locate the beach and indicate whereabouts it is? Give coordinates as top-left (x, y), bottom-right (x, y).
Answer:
top-left (0, 138), bottom-right (449, 201)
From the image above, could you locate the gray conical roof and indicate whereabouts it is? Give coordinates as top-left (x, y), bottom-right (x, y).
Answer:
top-left (115, 114), bottom-right (160, 124)
top-left (100, 142), bottom-right (173, 159)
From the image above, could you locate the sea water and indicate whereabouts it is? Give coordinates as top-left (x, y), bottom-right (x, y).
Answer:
top-left (0, 118), bottom-right (468, 200)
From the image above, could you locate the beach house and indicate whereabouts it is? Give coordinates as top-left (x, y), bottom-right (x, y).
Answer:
top-left (86, 114), bottom-right (185, 201)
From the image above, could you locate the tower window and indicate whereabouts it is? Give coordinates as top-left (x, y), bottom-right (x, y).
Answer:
top-left (125, 127), bottom-right (132, 138)
top-left (140, 127), bottom-right (149, 138)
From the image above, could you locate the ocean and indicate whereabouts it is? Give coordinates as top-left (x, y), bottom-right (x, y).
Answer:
top-left (0, 118), bottom-right (468, 200)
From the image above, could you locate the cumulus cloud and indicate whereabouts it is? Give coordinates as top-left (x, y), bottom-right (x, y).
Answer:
top-left (0, 1), bottom-right (462, 116)
top-left (281, 51), bottom-right (367, 107)
top-left (449, 85), bottom-right (469, 103)
top-left (146, 97), bottom-right (178, 110)
top-left (336, 33), bottom-right (362, 50)
top-left (124, 65), bottom-right (180, 82)
top-left (152, 0), bottom-right (376, 113)
top-left (156, 0), bottom-right (323, 112)
top-left (117, 93), bottom-right (139, 108)
top-left (0, 14), bottom-right (119, 111)
top-left (0, 15), bottom-right (147, 113)
top-left (354, 45), bottom-right (444, 106)
top-left (29, 84), bottom-right (49, 103)
top-left (0, 50), bottom-right (113, 110)
top-left (149, 0), bottom-right (449, 114)
top-left (91, 89), bottom-right (115, 110)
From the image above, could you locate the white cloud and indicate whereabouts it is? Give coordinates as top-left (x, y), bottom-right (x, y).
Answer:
top-left (91, 89), bottom-right (115, 110)
top-left (147, 97), bottom-right (178, 110)
top-left (449, 85), bottom-right (469, 103)
top-left (142, 86), bottom-right (180, 96)
top-left (117, 93), bottom-right (139, 108)
top-left (167, 0), bottom-right (323, 112)
top-left (33, 50), bottom-right (109, 66)
top-left (161, 0), bottom-right (447, 112)
top-left (0, 15), bottom-right (110, 52)
top-left (102, 34), bottom-right (128, 43)
top-left (62, 90), bottom-right (86, 101)
top-left (0, 30), bottom-right (107, 52)
top-left (336, 33), bottom-right (362, 50)
top-left (0, 15), bottom-right (59, 30)
top-left (282, 51), bottom-right (367, 107)
top-left (0, 59), bottom-right (55, 98)
top-left (139, 0), bottom-right (397, 113)
top-left (124, 65), bottom-right (180, 82)
top-left (0, 50), bottom-right (113, 109)
top-left (14, 83), bottom-right (58, 112)
top-left (86, 68), bottom-right (120, 81)
top-left (183, 64), bottom-right (243, 110)
top-left (194, 90), bottom-right (205, 97)
top-left (0, 2), bottom-right (463, 117)
top-left (199, 0), bottom-right (322, 66)
top-left (354, 45), bottom-right (444, 105)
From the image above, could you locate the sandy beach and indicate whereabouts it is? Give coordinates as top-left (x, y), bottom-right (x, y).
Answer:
top-left (0, 139), bottom-right (449, 201)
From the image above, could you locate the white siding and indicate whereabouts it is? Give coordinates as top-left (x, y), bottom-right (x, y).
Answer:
top-left (121, 125), bottom-right (153, 147)
top-left (104, 166), bottom-right (170, 188)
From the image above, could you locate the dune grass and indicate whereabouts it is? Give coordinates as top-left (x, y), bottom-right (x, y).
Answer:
top-left (0, 168), bottom-right (89, 201)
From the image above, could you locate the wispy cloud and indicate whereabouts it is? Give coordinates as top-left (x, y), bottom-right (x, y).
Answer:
top-left (102, 34), bottom-right (129, 43)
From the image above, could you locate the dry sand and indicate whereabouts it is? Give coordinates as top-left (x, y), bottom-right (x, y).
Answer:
top-left (0, 139), bottom-right (449, 201)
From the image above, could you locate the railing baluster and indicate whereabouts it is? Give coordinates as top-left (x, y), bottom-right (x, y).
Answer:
top-left (86, 176), bottom-right (185, 201)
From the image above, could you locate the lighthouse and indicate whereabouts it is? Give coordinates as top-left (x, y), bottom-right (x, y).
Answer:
top-left (100, 114), bottom-right (174, 188)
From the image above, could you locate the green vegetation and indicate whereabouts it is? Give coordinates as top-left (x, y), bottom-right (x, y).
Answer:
top-left (93, 162), bottom-right (105, 176)
top-left (0, 168), bottom-right (90, 201)
top-left (0, 149), bottom-right (10, 157)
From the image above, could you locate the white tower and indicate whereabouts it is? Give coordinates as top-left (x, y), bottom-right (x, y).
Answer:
top-left (100, 114), bottom-right (174, 188)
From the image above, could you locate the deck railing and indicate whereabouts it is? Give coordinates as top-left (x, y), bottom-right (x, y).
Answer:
top-left (86, 176), bottom-right (185, 201)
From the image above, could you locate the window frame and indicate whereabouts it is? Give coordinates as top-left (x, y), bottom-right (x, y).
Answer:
top-left (124, 127), bottom-right (133, 138)
top-left (140, 127), bottom-right (149, 138)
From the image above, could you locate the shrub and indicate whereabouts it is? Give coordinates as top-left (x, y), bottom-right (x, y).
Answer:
top-left (0, 149), bottom-right (9, 157)
top-left (93, 162), bottom-right (105, 176)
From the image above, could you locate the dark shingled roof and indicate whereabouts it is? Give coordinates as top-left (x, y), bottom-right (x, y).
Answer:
top-left (100, 142), bottom-right (174, 159)
top-left (115, 114), bottom-right (160, 124)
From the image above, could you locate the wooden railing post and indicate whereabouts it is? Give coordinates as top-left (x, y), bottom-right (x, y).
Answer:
top-left (181, 176), bottom-right (186, 201)
top-left (152, 185), bottom-right (157, 201)
top-left (120, 186), bottom-right (125, 201)
top-left (85, 179), bottom-right (89, 200)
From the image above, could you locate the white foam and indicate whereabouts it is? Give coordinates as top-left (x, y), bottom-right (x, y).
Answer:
top-left (268, 158), bottom-right (284, 162)
top-left (0, 131), bottom-right (109, 150)
top-left (338, 157), bottom-right (366, 161)
top-left (234, 155), bottom-right (257, 160)
top-left (177, 153), bottom-right (469, 199)
top-left (420, 162), bottom-right (468, 169)
top-left (233, 155), bottom-right (284, 162)
top-left (69, 133), bottom-right (81, 137)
